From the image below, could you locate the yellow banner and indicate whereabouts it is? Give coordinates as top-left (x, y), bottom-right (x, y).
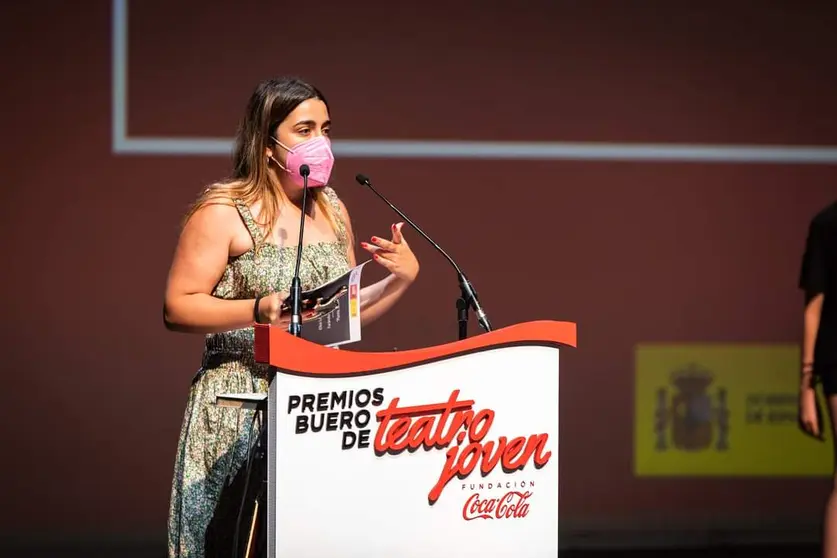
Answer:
top-left (634, 344), bottom-right (833, 476)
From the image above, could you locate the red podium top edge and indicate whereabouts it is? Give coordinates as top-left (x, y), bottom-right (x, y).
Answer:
top-left (254, 320), bottom-right (576, 377)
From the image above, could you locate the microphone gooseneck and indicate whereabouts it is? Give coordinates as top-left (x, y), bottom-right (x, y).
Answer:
top-left (288, 164), bottom-right (311, 337)
top-left (354, 174), bottom-right (462, 274)
top-left (354, 173), bottom-right (492, 339)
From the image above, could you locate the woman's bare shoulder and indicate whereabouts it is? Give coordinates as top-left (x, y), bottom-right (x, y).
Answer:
top-left (184, 183), bottom-right (243, 232)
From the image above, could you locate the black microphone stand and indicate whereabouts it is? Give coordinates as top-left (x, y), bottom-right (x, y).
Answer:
top-left (228, 164), bottom-right (311, 558)
top-left (354, 174), bottom-right (491, 340)
top-left (456, 275), bottom-right (487, 341)
top-left (288, 164), bottom-right (310, 337)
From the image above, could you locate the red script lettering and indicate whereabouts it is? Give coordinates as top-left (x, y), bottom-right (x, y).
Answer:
top-left (462, 491), bottom-right (533, 520)
top-left (374, 389), bottom-right (552, 504)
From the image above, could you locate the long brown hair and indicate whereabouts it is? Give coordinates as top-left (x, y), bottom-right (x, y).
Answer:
top-left (185, 77), bottom-right (341, 244)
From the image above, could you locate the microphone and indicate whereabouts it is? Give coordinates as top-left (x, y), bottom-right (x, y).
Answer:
top-left (354, 173), bottom-right (492, 339)
top-left (288, 164), bottom-right (311, 337)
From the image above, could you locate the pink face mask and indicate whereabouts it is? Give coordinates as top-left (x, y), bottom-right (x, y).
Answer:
top-left (272, 135), bottom-right (335, 188)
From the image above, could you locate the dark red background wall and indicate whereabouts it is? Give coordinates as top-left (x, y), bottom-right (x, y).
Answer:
top-left (2, 0), bottom-right (836, 543)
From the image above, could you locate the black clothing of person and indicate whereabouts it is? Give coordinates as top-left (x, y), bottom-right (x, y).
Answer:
top-left (799, 201), bottom-right (837, 395)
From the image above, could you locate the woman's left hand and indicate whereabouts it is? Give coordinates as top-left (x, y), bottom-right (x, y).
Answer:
top-left (361, 222), bottom-right (420, 283)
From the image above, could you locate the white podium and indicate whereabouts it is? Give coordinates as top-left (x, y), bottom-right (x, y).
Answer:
top-left (232, 320), bottom-right (577, 558)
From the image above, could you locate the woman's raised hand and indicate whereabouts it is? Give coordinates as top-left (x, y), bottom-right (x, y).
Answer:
top-left (361, 222), bottom-right (420, 283)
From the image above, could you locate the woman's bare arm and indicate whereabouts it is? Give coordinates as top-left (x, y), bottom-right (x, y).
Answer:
top-left (803, 293), bottom-right (824, 373)
top-left (338, 200), bottom-right (414, 327)
top-left (163, 201), bottom-right (259, 334)
top-left (359, 274), bottom-right (413, 326)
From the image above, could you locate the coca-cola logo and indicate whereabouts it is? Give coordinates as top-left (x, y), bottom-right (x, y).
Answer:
top-left (462, 490), bottom-right (532, 520)
top-left (373, 388), bottom-right (552, 505)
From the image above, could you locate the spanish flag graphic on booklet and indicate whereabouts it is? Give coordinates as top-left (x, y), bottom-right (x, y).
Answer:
top-left (634, 343), bottom-right (833, 477)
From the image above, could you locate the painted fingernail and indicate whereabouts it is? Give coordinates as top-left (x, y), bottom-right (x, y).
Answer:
top-left (391, 224), bottom-right (396, 230)
top-left (373, 254), bottom-right (379, 260)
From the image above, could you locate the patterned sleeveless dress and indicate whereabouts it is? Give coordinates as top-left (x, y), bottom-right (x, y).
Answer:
top-left (167, 187), bottom-right (351, 558)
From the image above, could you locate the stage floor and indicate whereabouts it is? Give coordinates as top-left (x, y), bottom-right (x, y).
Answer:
top-left (564, 547), bottom-right (819, 557)
top-left (0, 542), bottom-right (822, 557)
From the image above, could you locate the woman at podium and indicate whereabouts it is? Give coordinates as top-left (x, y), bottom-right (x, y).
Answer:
top-left (161, 76), bottom-right (420, 558)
